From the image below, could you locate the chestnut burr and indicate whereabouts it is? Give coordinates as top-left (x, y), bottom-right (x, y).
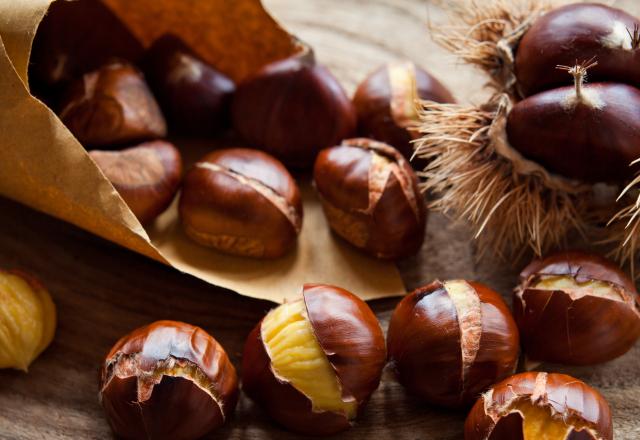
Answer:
top-left (514, 250), bottom-right (640, 365)
top-left (242, 284), bottom-right (386, 435)
top-left (314, 138), bottom-right (426, 259)
top-left (388, 280), bottom-right (519, 408)
top-left (99, 320), bottom-right (238, 440)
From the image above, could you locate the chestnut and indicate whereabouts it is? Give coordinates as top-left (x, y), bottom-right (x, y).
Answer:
top-left (143, 34), bottom-right (236, 136)
top-left (514, 250), bottom-right (640, 365)
top-left (99, 320), bottom-right (238, 440)
top-left (387, 280), bottom-right (519, 408)
top-left (242, 284), bottom-right (386, 435)
top-left (465, 371), bottom-right (612, 440)
top-left (515, 3), bottom-right (640, 97)
top-left (353, 61), bottom-right (455, 162)
top-left (89, 141), bottom-right (182, 225)
top-left (313, 138), bottom-right (426, 259)
top-left (58, 62), bottom-right (167, 148)
top-left (507, 60), bottom-right (640, 183)
top-left (232, 54), bottom-right (356, 167)
top-left (29, 0), bottom-right (143, 103)
top-left (179, 148), bottom-right (302, 258)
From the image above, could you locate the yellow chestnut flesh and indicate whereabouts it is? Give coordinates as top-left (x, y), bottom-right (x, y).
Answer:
top-left (0, 271), bottom-right (56, 371)
top-left (515, 402), bottom-right (573, 440)
top-left (261, 299), bottom-right (357, 418)
top-left (532, 276), bottom-right (624, 302)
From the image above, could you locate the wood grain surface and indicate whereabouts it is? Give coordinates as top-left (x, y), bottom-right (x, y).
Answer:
top-left (1, 0), bottom-right (640, 439)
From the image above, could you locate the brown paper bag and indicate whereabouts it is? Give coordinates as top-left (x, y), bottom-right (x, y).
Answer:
top-left (0, 0), bottom-right (405, 303)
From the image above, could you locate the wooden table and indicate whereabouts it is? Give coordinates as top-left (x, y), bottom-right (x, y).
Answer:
top-left (1, 0), bottom-right (639, 438)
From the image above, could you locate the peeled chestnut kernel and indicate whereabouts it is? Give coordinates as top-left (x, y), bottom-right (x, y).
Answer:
top-left (99, 320), bottom-right (238, 440)
top-left (242, 284), bottom-right (386, 435)
top-left (515, 3), bottom-right (640, 97)
top-left (58, 62), bottom-right (167, 148)
top-left (179, 148), bottom-right (302, 258)
top-left (314, 138), bottom-right (426, 259)
top-left (89, 141), bottom-right (182, 225)
top-left (465, 372), bottom-right (612, 440)
top-left (388, 280), bottom-right (519, 408)
top-left (507, 60), bottom-right (640, 183)
top-left (143, 34), bottom-right (236, 136)
top-left (353, 61), bottom-right (454, 162)
top-left (0, 270), bottom-right (56, 371)
top-left (29, 0), bottom-right (143, 103)
top-left (515, 250), bottom-right (640, 366)
top-left (232, 54), bottom-right (356, 167)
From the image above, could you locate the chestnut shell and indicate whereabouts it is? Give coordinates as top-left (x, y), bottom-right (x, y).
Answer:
top-left (99, 320), bottom-right (238, 440)
top-left (387, 280), bottom-right (519, 408)
top-left (242, 284), bottom-right (386, 435)
top-left (514, 251), bottom-right (640, 365)
top-left (143, 34), bottom-right (236, 136)
top-left (506, 82), bottom-right (640, 183)
top-left (515, 3), bottom-right (640, 97)
top-left (465, 372), bottom-right (613, 440)
top-left (353, 61), bottom-right (454, 162)
top-left (232, 56), bottom-right (356, 168)
top-left (179, 148), bottom-right (303, 258)
top-left (89, 140), bottom-right (183, 225)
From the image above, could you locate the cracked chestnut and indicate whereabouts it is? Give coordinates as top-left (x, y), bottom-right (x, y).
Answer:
top-left (507, 61), bottom-right (640, 183)
top-left (387, 280), bottom-right (519, 408)
top-left (515, 3), bottom-right (640, 97)
top-left (313, 138), bottom-right (426, 259)
top-left (143, 34), bottom-right (236, 136)
top-left (232, 55), bottom-right (356, 167)
top-left (99, 320), bottom-right (238, 440)
top-left (353, 61), bottom-right (454, 162)
top-left (465, 371), bottom-right (612, 440)
top-left (514, 250), bottom-right (640, 365)
top-left (89, 141), bottom-right (182, 225)
top-left (179, 148), bottom-right (302, 258)
top-left (242, 284), bottom-right (386, 435)
top-left (58, 62), bottom-right (167, 148)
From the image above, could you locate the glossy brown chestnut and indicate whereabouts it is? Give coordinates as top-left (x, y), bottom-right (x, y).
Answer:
top-left (58, 62), bottom-right (167, 148)
top-left (515, 3), bottom-right (640, 97)
top-left (143, 34), bottom-right (236, 136)
top-left (353, 61), bottom-right (454, 162)
top-left (179, 148), bottom-right (302, 258)
top-left (242, 284), bottom-right (386, 435)
top-left (388, 280), bottom-right (519, 408)
top-left (29, 0), bottom-right (143, 104)
top-left (99, 320), bottom-right (238, 440)
top-left (514, 250), bottom-right (640, 366)
top-left (89, 141), bottom-right (182, 225)
top-left (313, 138), bottom-right (426, 259)
top-left (507, 63), bottom-right (640, 183)
top-left (232, 55), bottom-right (356, 167)
top-left (465, 372), bottom-right (613, 440)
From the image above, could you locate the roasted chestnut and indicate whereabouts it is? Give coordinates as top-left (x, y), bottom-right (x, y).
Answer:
top-left (387, 280), bottom-right (519, 408)
top-left (179, 148), bottom-right (302, 258)
top-left (242, 284), bottom-right (386, 435)
top-left (99, 320), bottom-right (238, 440)
top-left (465, 371), bottom-right (613, 440)
top-left (313, 138), bottom-right (426, 259)
top-left (58, 62), bottom-right (167, 148)
top-left (515, 3), bottom-right (640, 97)
top-left (89, 141), bottom-right (182, 225)
top-left (514, 250), bottom-right (640, 365)
top-left (143, 34), bottom-right (236, 136)
top-left (507, 61), bottom-right (640, 183)
top-left (232, 55), bottom-right (356, 167)
top-left (29, 0), bottom-right (143, 103)
top-left (353, 61), bottom-right (454, 162)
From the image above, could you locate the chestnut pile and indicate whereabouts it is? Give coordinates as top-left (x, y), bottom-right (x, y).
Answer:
top-left (29, 0), bottom-right (456, 261)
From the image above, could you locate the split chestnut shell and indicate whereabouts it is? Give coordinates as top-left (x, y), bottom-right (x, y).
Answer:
top-left (242, 284), bottom-right (386, 435)
top-left (387, 280), bottom-right (519, 408)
